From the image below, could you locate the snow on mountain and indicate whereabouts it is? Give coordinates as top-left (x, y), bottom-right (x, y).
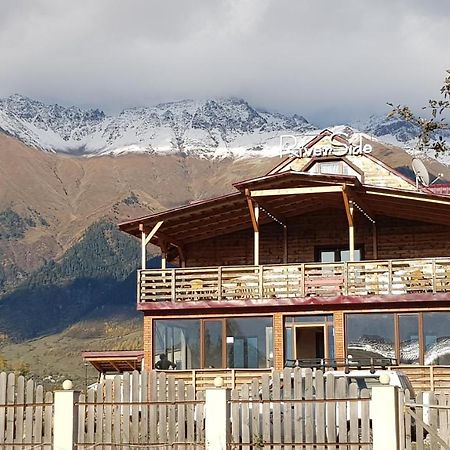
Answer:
top-left (2, 94), bottom-right (449, 162)
top-left (0, 95), bottom-right (314, 158)
top-left (353, 114), bottom-right (450, 164)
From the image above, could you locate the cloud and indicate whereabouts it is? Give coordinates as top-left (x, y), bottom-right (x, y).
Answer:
top-left (0, 0), bottom-right (448, 124)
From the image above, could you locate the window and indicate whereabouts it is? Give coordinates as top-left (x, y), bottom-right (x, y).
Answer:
top-left (316, 247), bottom-right (363, 263)
top-left (307, 159), bottom-right (362, 181)
top-left (346, 313), bottom-right (395, 360)
top-left (154, 319), bottom-right (200, 369)
top-left (424, 313), bottom-right (450, 365)
top-left (345, 311), bottom-right (450, 366)
top-left (226, 318), bottom-right (273, 368)
top-left (154, 317), bottom-right (273, 370)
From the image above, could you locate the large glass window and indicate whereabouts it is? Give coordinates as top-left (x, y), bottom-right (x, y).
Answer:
top-left (154, 319), bottom-right (200, 369)
top-left (399, 314), bottom-right (420, 364)
top-left (424, 313), bottom-right (450, 365)
top-left (346, 314), bottom-right (395, 360)
top-left (204, 320), bottom-right (223, 368)
top-left (226, 318), bottom-right (273, 368)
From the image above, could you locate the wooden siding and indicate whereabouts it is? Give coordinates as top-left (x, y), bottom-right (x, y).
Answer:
top-left (184, 211), bottom-right (450, 267)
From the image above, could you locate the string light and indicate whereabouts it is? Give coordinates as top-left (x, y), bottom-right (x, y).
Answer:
top-left (351, 201), bottom-right (375, 224)
top-left (259, 205), bottom-right (285, 226)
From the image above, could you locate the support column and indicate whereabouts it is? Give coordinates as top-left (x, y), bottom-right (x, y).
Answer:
top-left (143, 315), bottom-right (153, 372)
top-left (141, 230), bottom-right (147, 270)
top-left (372, 222), bottom-right (378, 259)
top-left (273, 313), bottom-right (284, 370)
top-left (205, 386), bottom-right (231, 450)
top-left (254, 203), bottom-right (260, 266)
top-left (372, 385), bottom-right (400, 450)
top-left (333, 311), bottom-right (345, 361)
top-left (53, 386), bottom-right (80, 450)
top-left (349, 202), bottom-right (355, 261)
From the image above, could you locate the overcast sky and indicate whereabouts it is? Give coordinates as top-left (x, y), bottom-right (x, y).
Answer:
top-left (0, 0), bottom-right (449, 125)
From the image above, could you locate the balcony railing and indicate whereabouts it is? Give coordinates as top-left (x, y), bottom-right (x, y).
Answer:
top-left (138, 257), bottom-right (450, 303)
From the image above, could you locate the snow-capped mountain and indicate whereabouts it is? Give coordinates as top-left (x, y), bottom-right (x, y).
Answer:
top-left (0, 95), bottom-right (314, 158)
top-left (353, 114), bottom-right (450, 160)
top-left (2, 94), bottom-right (449, 161)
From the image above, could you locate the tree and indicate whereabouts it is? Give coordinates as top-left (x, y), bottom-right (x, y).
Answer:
top-left (388, 70), bottom-right (450, 155)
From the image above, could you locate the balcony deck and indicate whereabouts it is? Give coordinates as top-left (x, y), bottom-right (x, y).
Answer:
top-left (138, 257), bottom-right (450, 304)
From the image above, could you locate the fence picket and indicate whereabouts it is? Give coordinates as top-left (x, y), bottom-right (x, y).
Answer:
top-left (416, 392), bottom-right (424, 450)
top-left (5, 373), bottom-right (15, 450)
top-left (86, 385), bottom-right (95, 446)
top-left (24, 379), bottom-right (34, 447)
top-left (282, 368), bottom-right (292, 446)
top-left (241, 383), bottom-right (250, 450)
top-left (44, 391), bottom-right (53, 450)
top-left (304, 369), bottom-right (314, 450)
top-left (140, 371), bottom-right (148, 445)
top-left (157, 372), bottom-right (167, 444)
top-left (360, 388), bottom-right (371, 448)
top-left (315, 370), bottom-right (325, 450)
top-left (122, 372), bottom-right (131, 447)
top-left (149, 372), bottom-right (158, 445)
top-left (325, 373), bottom-right (336, 446)
top-left (113, 375), bottom-right (122, 446)
top-left (95, 379), bottom-right (104, 450)
top-left (15, 376), bottom-right (25, 448)
top-left (33, 384), bottom-right (44, 448)
top-left (293, 368), bottom-right (304, 448)
top-left (177, 380), bottom-right (186, 444)
top-left (231, 388), bottom-right (240, 448)
top-left (261, 373), bottom-right (271, 446)
top-left (272, 371), bottom-right (282, 450)
top-left (131, 371), bottom-right (140, 445)
top-left (251, 378), bottom-right (261, 445)
top-left (186, 384), bottom-right (195, 445)
top-left (0, 372), bottom-right (6, 445)
top-left (78, 392), bottom-right (86, 447)
top-left (336, 376), bottom-right (348, 450)
top-left (404, 390), bottom-right (412, 450)
top-left (428, 392), bottom-right (438, 449)
top-left (167, 376), bottom-right (176, 445)
top-left (104, 380), bottom-right (113, 450)
top-left (348, 382), bottom-right (359, 450)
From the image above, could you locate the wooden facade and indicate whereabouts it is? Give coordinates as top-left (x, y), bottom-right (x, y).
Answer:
top-left (119, 130), bottom-right (450, 390)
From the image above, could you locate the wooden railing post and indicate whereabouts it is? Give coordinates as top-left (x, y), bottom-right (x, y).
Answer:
top-left (218, 267), bottom-right (222, 301)
top-left (388, 260), bottom-right (393, 294)
top-left (171, 270), bottom-right (176, 303)
top-left (259, 265), bottom-right (264, 298)
top-left (432, 259), bottom-right (437, 293)
top-left (343, 261), bottom-right (348, 295)
top-left (300, 263), bottom-right (305, 297)
top-left (137, 270), bottom-right (141, 303)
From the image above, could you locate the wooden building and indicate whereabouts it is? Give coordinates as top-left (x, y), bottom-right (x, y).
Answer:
top-left (119, 130), bottom-right (450, 390)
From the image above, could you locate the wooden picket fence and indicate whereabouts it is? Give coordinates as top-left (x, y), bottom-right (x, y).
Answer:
top-left (401, 390), bottom-right (450, 450)
top-left (0, 372), bottom-right (53, 449)
top-left (77, 370), bottom-right (206, 449)
top-left (230, 368), bottom-right (372, 449)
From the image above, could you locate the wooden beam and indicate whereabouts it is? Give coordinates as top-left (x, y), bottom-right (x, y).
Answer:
top-left (249, 186), bottom-right (344, 197)
top-left (342, 186), bottom-right (353, 227)
top-left (245, 190), bottom-right (259, 232)
top-left (144, 221), bottom-right (164, 246)
top-left (366, 190), bottom-right (450, 206)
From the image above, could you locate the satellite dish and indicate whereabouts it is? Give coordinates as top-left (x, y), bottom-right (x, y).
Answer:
top-left (412, 158), bottom-right (430, 187)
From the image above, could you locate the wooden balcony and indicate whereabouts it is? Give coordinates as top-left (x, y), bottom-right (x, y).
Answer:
top-left (138, 257), bottom-right (450, 303)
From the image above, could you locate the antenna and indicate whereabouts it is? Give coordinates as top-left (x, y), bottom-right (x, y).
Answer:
top-left (412, 158), bottom-right (430, 189)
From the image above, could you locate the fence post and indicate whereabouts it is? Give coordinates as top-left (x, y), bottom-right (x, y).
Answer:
top-left (205, 379), bottom-right (231, 450)
top-left (372, 384), bottom-right (399, 450)
top-left (53, 381), bottom-right (80, 450)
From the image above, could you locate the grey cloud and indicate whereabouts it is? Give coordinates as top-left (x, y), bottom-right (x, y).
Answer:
top-left (0, 0), bottom-right (448, 125)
